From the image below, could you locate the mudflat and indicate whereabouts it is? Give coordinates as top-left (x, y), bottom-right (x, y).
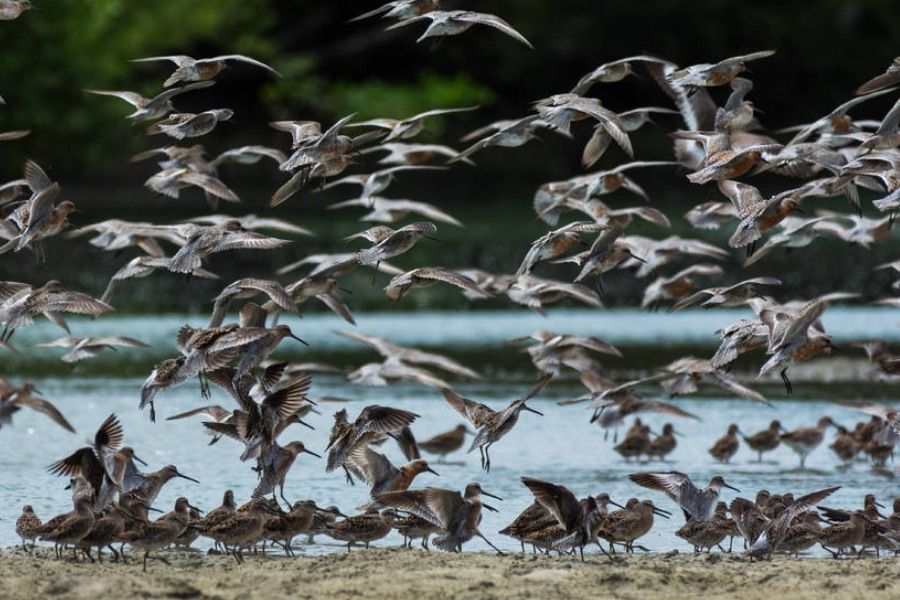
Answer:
top-left (1, 546), bottom-right (898, 600)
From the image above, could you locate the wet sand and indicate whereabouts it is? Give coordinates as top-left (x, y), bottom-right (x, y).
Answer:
top-left (2, 546), bottom-right (898, 600)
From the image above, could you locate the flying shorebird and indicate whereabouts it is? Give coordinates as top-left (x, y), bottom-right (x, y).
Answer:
top-left (0, 379), bottom-right (75, 433)
top-left (628, 471), bottom-right (740, 524)
top-left (442, 373), bottom-right (552, 472)
top-left (31, 336), bottom-right (149, 365)
top-left (385, 10), bottom-right (533, 48)
top-left (743, 485), bottom-right (840, 559)
top-left (520, 476), bottom-right (612, 559)
top-left (325, 405), bottom-right (421, 479)
top-left (349, 0), bottom-right (441, 23)
top-left (346, 444), bottom-right (439, 509)
top-left (46, 414), bottom-right (124, 509)
top-left (384, 266), bottom-right (491, 302)
top-left (373, 481), bottom-right (505, 553)
top-left (346, 106), bottom-right (479, 142)
top-left (86, 80), bottom-right (215, 122)
top-left (666, 50), bottom-right (776, 88)
top-left (131, 54), bottom-right (281, 87)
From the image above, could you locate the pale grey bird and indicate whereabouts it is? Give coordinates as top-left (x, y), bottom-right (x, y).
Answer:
top-left (144, 108), bottom-right (234, 140)
top-left (385, 10), bottom-right (533, 48)
top-left (131, 53), bottom-right (281, 87)
top-left (32, 336), bottom-right (150, 365)
top-left (373, 482), bottom-right (505, 552)
top-left (253, 440), bottom-right (321, 508)
top-left (744, 486), bottom-right (840, 559)
top-left (628, 471), bottom-right (740, 525)
top-left (346, 106), bottom-right (479, 142)
top-left (208, 278), bottom-right (296, 327)
top-left (337, 329), bottom-right (480, 379)
top-left (166, 220), bottom-right (290, 274)
top-left (86, 80), bottom-right (215, 122)
top-left (354, 221), bottom-right (438, 266)
top-left (384, 266), bottom-right (491, 302)
top-left (349, 0), bottom-right (441, 23)
top-left (443, 374), bottom-right (552, 472)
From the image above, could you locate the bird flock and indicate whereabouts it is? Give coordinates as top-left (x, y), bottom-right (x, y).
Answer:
top-left (4, 0), bottom-right (900, 566)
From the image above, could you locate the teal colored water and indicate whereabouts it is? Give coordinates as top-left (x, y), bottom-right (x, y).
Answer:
top-left (2, 308), bottom-right (898, 556)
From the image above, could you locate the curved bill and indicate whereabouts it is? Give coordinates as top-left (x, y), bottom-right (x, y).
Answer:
top-left (290, 332), bottom-right (310, 346)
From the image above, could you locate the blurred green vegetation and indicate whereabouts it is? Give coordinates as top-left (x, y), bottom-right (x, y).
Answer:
top-left (0, 1), bottom-right (898, 312)
top-left (2, 1), bottom-right (898, 175)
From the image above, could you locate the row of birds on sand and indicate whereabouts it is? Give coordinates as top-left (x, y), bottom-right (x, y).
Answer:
top-left (18, 446), bottom-right (900, 567)
top-left (4, 0), bottom-right (900, 565)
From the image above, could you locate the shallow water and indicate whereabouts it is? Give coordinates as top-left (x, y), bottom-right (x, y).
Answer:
top-left (2, 307), bottom-right (899, 557)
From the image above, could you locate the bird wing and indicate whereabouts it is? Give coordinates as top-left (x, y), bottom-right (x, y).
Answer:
top-left (86, 90), bottom-right (148, 109)
top-left (372, 486), bottom-right (461, 529)
top-left (521, 476), bottom-right (582, 531)
top-left (458, 11), bottom-right (533, 48)
top-left (208, 54), bottom-right (281, 76)
top-left (441, 387), bottom-right (495, 427)
top-left (15, 394), bottom-right (75, 432)
top-left (132, 54), bottom-right (195, 66)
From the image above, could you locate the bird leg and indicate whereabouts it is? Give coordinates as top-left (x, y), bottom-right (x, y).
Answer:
top-left (200, 371), bottom-right (211, 399)
top-left (779, 368), bottom-right (793, 395)
top-left (477, 531), bottom-right (504, 555)
top-left (279, 485), bottom-right (291, 511)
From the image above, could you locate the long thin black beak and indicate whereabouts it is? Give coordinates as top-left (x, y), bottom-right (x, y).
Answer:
top-left (188, 503), bottom-right (203, 514)
top-left (724, 482), bottom-right (741, 493)
top-left (178, 473), bottom-right (200, 484)
top-left (481, 490), bottom-right (503, 502)
top-left (290, 333), bottom-right (310, 346)
top-left (298, 419), bottom-right (316, 430)
top-left (608, 499), bottom-right (625, 510)
top-left (653, 506), bottom-right (672, 518)
top-left (482, 503), bottom-right (499, 512)
top-left (133, 454), bottom-right (148, 466)
top-left (523, 404), bottom-right (543, 416)
top-left (303, 448), bottom-right (322, 458)
top-left (427, 466), bottom-right (440, 476)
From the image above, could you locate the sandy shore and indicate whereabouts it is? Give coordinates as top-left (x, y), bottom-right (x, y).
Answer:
top-left (2, 546), bottom-right (898, 600)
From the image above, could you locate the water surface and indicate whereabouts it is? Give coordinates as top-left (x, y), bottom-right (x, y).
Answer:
top-left (2, 307), bottom-right (899, 557)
